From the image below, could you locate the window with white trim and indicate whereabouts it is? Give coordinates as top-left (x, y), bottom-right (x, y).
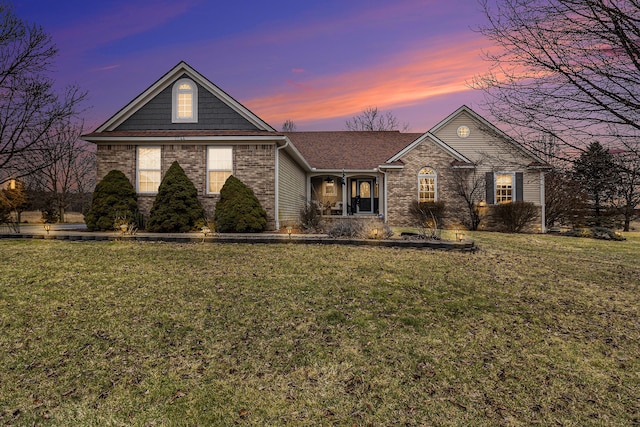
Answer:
top-left (207, 147), bottom-right (233, 193)
top-left (137, 147), bottom-right (161, 193)
top-left (495, 172), bottom-right (514, 203)
top-left (418, 167), bottom-right (437, 202)
top-left (172, 78), bottom-right (198, 123)
top-left (457, 125), bottom-right (470, 138)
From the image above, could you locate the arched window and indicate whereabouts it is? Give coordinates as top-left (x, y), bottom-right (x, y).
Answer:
top-left (172, 78), bottom-right (198, 123)
top-left (418, 167), bottom-right (437, 202)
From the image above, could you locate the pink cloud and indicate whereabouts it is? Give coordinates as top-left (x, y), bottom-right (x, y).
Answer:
top-left (245, 34), bottom-right (491, 128)
top-left (291, 68), bottom-right (305, 73)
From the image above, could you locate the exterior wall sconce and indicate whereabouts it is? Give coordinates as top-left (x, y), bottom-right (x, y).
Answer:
top-left (43, 224), bottom-right (51, 235)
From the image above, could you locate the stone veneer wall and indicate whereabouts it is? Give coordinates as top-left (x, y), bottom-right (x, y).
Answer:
top-left (96, 143), bottom-right (277, 230)
top-left (385, 139), bottom-right (467, 228)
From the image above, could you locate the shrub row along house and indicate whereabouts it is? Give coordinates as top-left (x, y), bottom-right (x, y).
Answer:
top-left (83, 62), bottom-right (550, 232)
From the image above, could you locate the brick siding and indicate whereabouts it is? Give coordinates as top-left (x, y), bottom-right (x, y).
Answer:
top-left (96, 143), bottom-right (277, 230)
top-left (386, 139), bottom-right (467, 227)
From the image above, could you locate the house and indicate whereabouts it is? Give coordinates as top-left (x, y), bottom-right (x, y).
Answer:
top-left (83, 61), bottom-right (549, 232)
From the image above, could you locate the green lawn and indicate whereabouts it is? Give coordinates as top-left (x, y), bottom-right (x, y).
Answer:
top-left (1, 233), bottom-right (638, 426)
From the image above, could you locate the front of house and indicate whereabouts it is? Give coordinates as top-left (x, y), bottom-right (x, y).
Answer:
top-left (83, 62), bottom-right (549, 231)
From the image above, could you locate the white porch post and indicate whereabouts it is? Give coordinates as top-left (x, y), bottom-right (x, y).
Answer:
top-left (342, 171), bottom-right (348, 217)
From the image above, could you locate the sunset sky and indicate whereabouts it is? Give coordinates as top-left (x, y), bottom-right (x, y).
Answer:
top-left (14, 0), bottom-right (497, 132)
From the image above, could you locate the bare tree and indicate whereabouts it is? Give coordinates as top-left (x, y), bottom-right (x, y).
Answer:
top-left (27, 120), bottom-right (95, 222)
top-left (345, 107), bottom-right (409, 131)
top-left (0, 3), bottom-right (86, 182)
top-left (0, 178), bottom-right (27, 231)
top-left (544, 170), bottom-right (589, 228)
top-left (281, 119), bottom-right (297, 132)
top-left (452, 166), bottom-right (486, 230)
top-left (474, 0), bottom-right (640, 161)
top-left (612, 151), bottom-right (640, 231)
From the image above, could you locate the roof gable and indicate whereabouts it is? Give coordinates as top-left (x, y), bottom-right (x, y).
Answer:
top-left (386, 132), bottom-right (472, 164)
top-left (95, 61), bottom-right (275, 133)
top-left (429, 105), bottom-right (547, 164)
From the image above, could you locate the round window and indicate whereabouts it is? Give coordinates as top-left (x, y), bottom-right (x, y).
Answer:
top-left (457, 125), bottom-right (470, 138)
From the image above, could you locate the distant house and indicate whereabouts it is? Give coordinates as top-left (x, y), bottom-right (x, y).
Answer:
top-left (83, 61), bottom-right (550, 231)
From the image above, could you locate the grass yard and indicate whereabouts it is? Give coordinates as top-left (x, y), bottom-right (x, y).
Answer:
top-left (0, 232), bottom-right (638, 426)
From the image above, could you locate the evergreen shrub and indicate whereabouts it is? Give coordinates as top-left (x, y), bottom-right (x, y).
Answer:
top-left (214, 175), bottom-right (267, 233)
top-left (147, 161), bottom-right (205, 232)
top-left (85, 170), bottom-right (138, 231)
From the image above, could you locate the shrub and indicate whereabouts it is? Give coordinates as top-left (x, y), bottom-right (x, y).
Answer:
top-left (147, 161), bottom-right (205, 232)
top-left (327, 219), bottom-right (362, 238)
top-left (492, 201), bottom-right (538, 233)
top-left (408, 201), bottom-right (446, 239)
top-left (327, 218), bottom-right (393, 239)
top-left (564, 227), bottom-right (626, 241)
top-left (41, 197), bottom-right (60, 224)
top-left (299, 201), bottom-right (322, 232)
top-left (85, 170), bottom-right (138, 231)
top-left (214, 175), bottom-right (267, 233)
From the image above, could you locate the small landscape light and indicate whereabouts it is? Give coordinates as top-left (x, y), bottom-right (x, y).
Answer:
top-left (43, 224), bottom-right (51, 235)
top-left (120, 223), bottom-right (128, 234)
top-left (373, 228), bottom-right (379, 239)
top-left (287, 226), bottom-right (292, 239)
top-left (454, 228), bottom-right (460, 241)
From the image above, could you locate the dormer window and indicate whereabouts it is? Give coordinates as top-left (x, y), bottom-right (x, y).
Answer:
top-left (172, 78), bottom-right (198, 123)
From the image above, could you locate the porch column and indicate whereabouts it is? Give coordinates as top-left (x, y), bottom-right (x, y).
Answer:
top-left (342, 174), bottom-right (348, 217)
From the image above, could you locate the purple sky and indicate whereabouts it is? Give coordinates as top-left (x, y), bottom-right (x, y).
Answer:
top-left (14, 0), bottom-right (495, 132)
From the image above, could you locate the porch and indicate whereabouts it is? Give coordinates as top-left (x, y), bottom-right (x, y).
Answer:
top-left (310, 173), bottom-right (382, 218)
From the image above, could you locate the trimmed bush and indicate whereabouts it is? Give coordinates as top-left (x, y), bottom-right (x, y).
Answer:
top-left (147, 161), bottom-right (205, 232)
top-left (492, 201), bottom-right (538, 233)
top-left (214, 175), bottom-right (267, 233)
top-left (85, 170), bottom-right (138, 231)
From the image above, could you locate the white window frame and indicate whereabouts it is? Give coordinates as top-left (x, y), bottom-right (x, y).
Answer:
top-left (172, 78), bottom-right (198, 123)
top-left (418, 167), bottom-right (437, 203)
top-left (137, 146), bottom-right (161, 194)
top-left (457, 125), bottom-right (470, 138)
top-left (495, 172), bottom-right (515, 204)
top-left (207, 146), bottom-right (233, 194)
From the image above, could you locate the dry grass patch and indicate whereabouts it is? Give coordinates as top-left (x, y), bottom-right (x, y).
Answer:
top-left (0, 233), bottom-right (638, 425)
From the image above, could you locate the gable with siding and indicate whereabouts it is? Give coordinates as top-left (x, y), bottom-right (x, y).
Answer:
top-left (115, 74), bottom-right (260, 131)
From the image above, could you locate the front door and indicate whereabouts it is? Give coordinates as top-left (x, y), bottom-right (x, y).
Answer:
top-left (356, 179), bottom-right (374, 213)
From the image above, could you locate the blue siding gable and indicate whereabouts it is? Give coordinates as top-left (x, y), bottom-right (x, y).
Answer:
top-left (115, 75), bottom-right (260, 131)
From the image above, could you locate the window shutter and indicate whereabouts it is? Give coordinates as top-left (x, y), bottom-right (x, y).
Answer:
top-left (485, 172), bottom-right (494, 204)
top-left (516, 172), bottom-right (524, 202)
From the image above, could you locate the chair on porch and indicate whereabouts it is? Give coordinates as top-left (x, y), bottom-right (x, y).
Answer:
top-left (331, 201), bottom-right (343, 215)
